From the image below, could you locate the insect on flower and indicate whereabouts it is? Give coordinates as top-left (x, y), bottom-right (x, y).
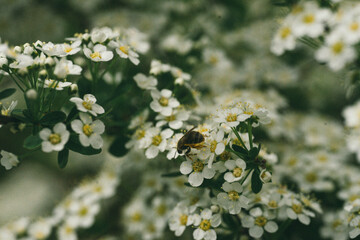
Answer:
top-left (177, 127), bottom-right (205, 159)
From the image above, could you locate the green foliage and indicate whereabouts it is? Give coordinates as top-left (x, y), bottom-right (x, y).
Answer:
top-left (0, 88), bottom-right (16, 100)
top-left (58, 148), bottom-right (69, 169)
top-left (23, 134), bottom-right (42, 150)
top-left (40, 111), bottom-right (66, 126)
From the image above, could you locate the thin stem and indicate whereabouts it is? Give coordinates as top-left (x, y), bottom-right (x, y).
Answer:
top-left (7, 72), bottom-right (25, 92)
top-left (231, 127), bottom-right (248, 151)
top-left (240, 169), bottom-right (253, 185)
top-left (247, 122), bottom-right (253, 149)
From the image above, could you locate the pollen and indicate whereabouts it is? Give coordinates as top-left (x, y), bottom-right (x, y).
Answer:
top-left (119, 46), bottom-right (129, 55)
top-left (233, 167), bottom-right (243, 178)
top-left (65, 46), bottom-right (73, 53)
top-left (332, 42), bottom-right (344, 54)
top-left (156, 204), bottom-right (167, 216)
top-left (90, 51), bottom-right (101, 59)
top-left (179, 215), bottom-right (188, 226)
top-left (78, 206), bottom-right (89, 216)
top-left (303, 14), bottom-right (315, 24)
top-left (135, 129), bottom-right (146, 139)
top-left (305, 172), bottom-right (317, 183)
top-left (200, 219), bottom-right (211, 231)
top-left (226, 113), bottom-right (237, 122)
top-left (280, 27), bottom-right (291, 39)
top-left (350, 22), bottom-right (359, 31)
top-left (331, 220), bottom-right (342, 229)
top-left (268, 200), bottom-right (278, 208)
top-left (165, 114), bottom-right (176, 122)
top-left (82, 124), bottom-right (93, 136)
top-left (152, 135), bottom-right (162, 146)
top-left (228, 191), bottom-right (240, 201)
top-left (82, 101), bottom-right (93, 110)
top-left (210, 140), bottom-right (217, 153)
top-left (132, 212), bottom-right (142, 222)
top-left (291, 203), bottom-right (303, 214)
top-left (255, 216), bottom-right (267, 227)
top-left (192, 160), bottom-right (204, 172)
top-left (159, 96), bottom-right (169, 106)
top-left (49, 133), bottom-right (61, 145)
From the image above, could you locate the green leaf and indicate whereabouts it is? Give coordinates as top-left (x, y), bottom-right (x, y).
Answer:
top-left (161, 171), bottom-right (183, 178)
top-left (58, 148), bottom-right (69, 169)
top-left (251, 168), bottom-right (263, 194)
top-left (109, 135), bottom-right (130, 157)
top-left (23, 109), bottom-right (34, 121)
top-left (66, 135), bottom-right (101, 155)
top-left (23, 134), bottom-right (42, 150)
top-left (66, 106), bottom-right (78, 123)
top-left (40, 111), bottom-right (66, 125)
top-left (232, 144), bottom-right (248, 155)
top-left (0, 88), bottom-right (16, 100)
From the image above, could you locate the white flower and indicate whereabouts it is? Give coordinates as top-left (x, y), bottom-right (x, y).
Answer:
top-left (70, 94), bottom-right (105, 116)
top-left (171, 67), bottom-right (191, 85)
top-left (9, 54), bottom-right (33, 69)
top-left (342, 100), bottom-right (360, 128)
top-left (83, 44), bottom-right (113, 62)
top-left (213, 107), bottom-right (243, 127)
top-left (224, 159), bottom-right (247, 182)
top-left (150, 59), bottom-right (171, 75)
top-left (0, 150), bottom-right (19, 170)
top-left (349, 216), bottom-right (360, 239)
top-left (169, 203), bottom-right (196, 236)
top-left (217, 182), bottom-right (249, 214)
top-left (90, 27), bottom-right (118, 43)
top-left (57, 222), bottom-right (77, 240)
top-left (133, 73), bottom-right (158, 90)
top-left (192, 208), bottom-right (221, 240)
top-left (155, 109), bottom-right (190, 130)
top-left (180, 159), bottom-right (215, 187)
top-left (150, 89), bottom-right (180, 116)
top-left (43, 79), bottom-right (72, 90)
top-left (260, 169), bottom-right (272, 183)
top-left (39, 122), bottom-right (70, 152)
top-left (28, 219), bottom-right (52, 240)
top-left (114, 41), bottom-right (140, 65)
top-left (285, 199), bottom-right (315, 225)
top-left (59, 41), bottom-right (82, 56)
top-left (143, 128), bottom-right (174, 159)
top-left (38, 42), bottom-right (63, 56)
top-left (67, 197), bottom-right (100, 228)
top-left (54, 58), bottom-right (82, 79)
top-left (1, 100), bottom-right (17, 116)
top-left (197, 129), bottom-right (226, 168)
top-left (271, 23), bottom-right (297, 55)
top-left (315, 33), bottom-right (356, 71)
top-left (71, 113), bottom-right (105, 149)
top-left (242, 207), bottom-right (278, 238)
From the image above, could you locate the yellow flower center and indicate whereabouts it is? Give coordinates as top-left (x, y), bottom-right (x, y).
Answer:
top-left (82, 124), bottom-right (93, 136)
top-left (268, 200), bottom-right (278, 208)
top-left (147, 223), bottom-right (156, 233)
top-left (165, 114), bottom-right (176, 122)
top-left (305, 172), bottom-right (317, 183)
top-left (228, 191), bottom-right (240, 201)
top-left (159, 96), bottom-right (169, 106)
top-left (200, 219), bottom-right (211, 231)
top-left (79, 206), bottom-right (88, 216)
top-left (82, 101), bottom-right (92, 110)
top-left (152, 135), bottom-right (162, 146)
top-left (192, 160), bottom-right (204, 172)
top-left (1, 109), bottom-right (10, 116)
top-left (244, 110), bottom-right (253, 115)
top-left (132, 212), bottom-right (142, 222)
top-left (226, 113), bottom-right (237, 122)
top-left (292, 204), bottom-right (303, 214)
top-left (317, 155), bottom-right (327, 162)
top-left (288, 157), bottom-right (297, 166)
top-left (65, 46), bottom-right (73, 53)
top-left (35, 232), bottom-right (45, 239)
top-left (280, 27), bottom-right (291, 39)
top-left (135, 129), bottom-right (146, 139)
top-left (255, 216), bottom-right (267, 227)
top-left (179, 215), bottom-right (188, 226)
top-left (233, 167), bottom-right (243, 178)
top-left (119, 46), bottom-right (129, 55)
top-left (156, 204), bottom-right (167, 216)
top-left (49, 133), bottom-right (61, 145)
top-left (332, 220), bottom-right (342, 229)
top-left (65, 226), bottom-right (73, 234)
top-left (332, 42), bottom-right (344, 54)
top-left (209, 56), bottom-right (218, 65)
top-left (303, 14), bottom-right (315, 24)
top-left (350, 22), bottom-right (359, 31)
top-left (210, 140), bottom-right (217, 153)
top-left (90, 52), bottom-right (101, 59)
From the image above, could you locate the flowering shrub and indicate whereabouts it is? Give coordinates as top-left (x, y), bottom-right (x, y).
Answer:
top-left (0, 0), bottom-right (360, 240)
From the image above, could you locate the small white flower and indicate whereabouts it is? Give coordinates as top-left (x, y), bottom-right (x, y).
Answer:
top-left (169, 203), bottom-right (196, 236)
top-left (150, 89), bottom-right (180, 116)
top-left (70, 94), bottom-right (105, 116)
top-left (217, 182), bottom-right (249, 214)
top-left (150, 59), bottom-right (171, 75)
top-left (224, 159), bottom-right (247, 182)
top-left (9, 54), bottom-right (34, 69)
top-left (83, 44), bottom-right (113, 62)
top-left (54, 58), bottom-right (82, 79)
top-left (285, 199), bottom-right (315, 225)
top-left (0, 150), bottom-right (19, 170)
top-left (242, 207), bottom-right (278, 238)
top-left (155, 109), bottom-right (190, 130)
top-left (171, 67), bottom-right (191, 85)
top-left (44, 79), bottom-right (72, 90)
top-left (39, 122), bottom-right (70, 152)
top-left (114, 41), bottom-right (140, 65)
top-left (57, 222), bottom-right (77, 240)
top-left (180, 159), bottom-right (215, 187)
top-left (28, 219), bottom-right (52, 240)
top-left (271, 23), bottom-right (297, 55)
top-left (143, 127), bottom-right (174, 159)
top-left (59, 41), bottom-right (82, 56)
top-left (213, 107), bottom-right (243, 128)
top-left (1, 100), bottom-right (17, 116)
top-left (133, 73), bottom-right (157, 90)
top-left (260, 169), bottom-right (272, 183)
top-left (71, 113), bottom-right (105, 149)
top-left (67, 197), bottom-right (100, 228)
top-left (192, 208), bottom-right (221, 240)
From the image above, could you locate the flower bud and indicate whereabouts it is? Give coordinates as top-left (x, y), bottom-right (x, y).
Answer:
top-left (14, 46), bottom-right (22, 53)
top-left (26, 89), bottom-right (38, 100)
top-left (39, 69), bottom-right (47, 78)
top-left (210, 205), bottom-right (220, 213)
top-left (260, 169), bottom-right (272, 183)
top-left (45, 57), bottom-right (54, 66)
top-left (70, 83), bottom-right (78, 94)
top-left (23, 46), bottom-right (34, 55)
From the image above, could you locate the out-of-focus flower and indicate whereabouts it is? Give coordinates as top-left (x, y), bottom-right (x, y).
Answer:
top-left (83, 44), bottom-right (113, 62)
top-left (0, 150), bottom-right (19, 170)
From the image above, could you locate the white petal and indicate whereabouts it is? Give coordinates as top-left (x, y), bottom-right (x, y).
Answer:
top-left (145, 146), bottom-right (159, 159)
top-left (201, 209), bottom-right (212, 219)
top-left (53, 122), bottom-right (66, 133)
top-left (225, 160), bottom-right (236, 170)
top-left (265, 221), bottom-right (278, 233)
top-left (71, 120), bottom-right (83, 133)
top-left (39, 128), bottom-right (51, 140)
top-left (180, 161), bottom-right (193, 175)
top-left (188, 172), bottom-right (204, 187)
top-left (298, 214), bottom-right (310, 225)
top-left (204, 229), bottom-right (217, 240)
top-left (215, 142), bottom-right (225, 155)
top-left (249, 226), bottom-right (264, 238)
top-left (90, 135), bottom-right (103, 149)
top-left (79, 134), bottom-right (90, 147)
top-left (202, 166), bottom-right (215, 179)
top-left (224, 172), bottom-right (235, 183)
top-left (193, 228), bottom-right (205, 240)
top-left (286, 208), bottom-right (297, 220)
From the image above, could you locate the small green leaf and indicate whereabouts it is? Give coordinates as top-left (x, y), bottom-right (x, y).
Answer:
top-left (0, 88), bottom-right (16, 100)
top-left (23, 109), bottom-right (34, 121)
top-left (40, 111), bottom-right (66, 125)
top-left (23, 134), bottom-right (42, 150)
top-left (251, 168), bottom-right (263, 194)
top-left (58, 148), bottom-right (69, 169)
top-left (161, 171), bottom-right (183, 178)
top-left (66, 106), bottom-right (78, 123)
top-left (232, 144), bottom-right (248, 155)
top-left (109, 135), bottom-right (130, 157)
top-left (66, 135), bottom-right (101, 155)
